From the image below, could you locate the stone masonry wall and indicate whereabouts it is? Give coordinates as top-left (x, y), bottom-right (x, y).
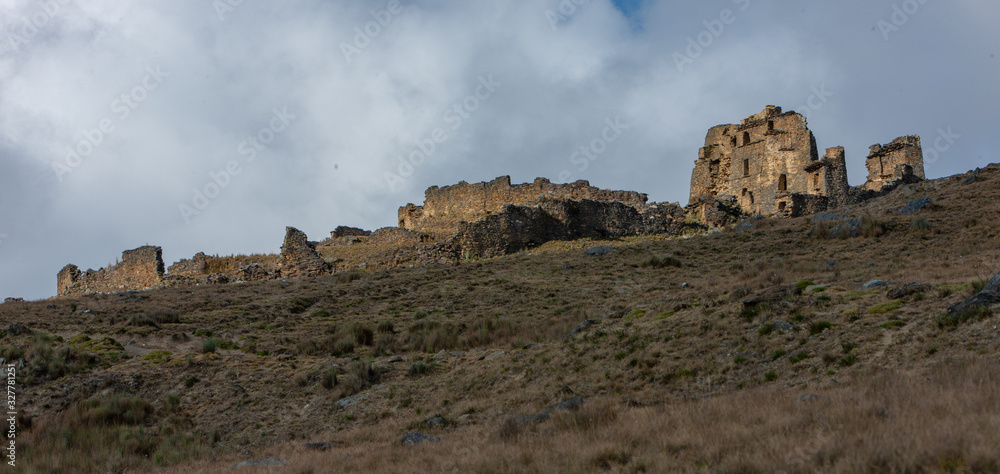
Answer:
top-left (399, 176), bottom-right (650, 236)
top-left (57, 246), bottom-right (165, 296)
top-left (864, 135), bottom-right (925, 191)
top-left (691, 106), bottom-right (923, 217)
top-left (279, 227), bottom-right (330, 279)
top-left (453, 199), bottom-right (687, 259)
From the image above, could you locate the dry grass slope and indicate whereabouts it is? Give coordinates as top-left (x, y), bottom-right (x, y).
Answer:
top-left (1, 164), bottom-right (998, 473)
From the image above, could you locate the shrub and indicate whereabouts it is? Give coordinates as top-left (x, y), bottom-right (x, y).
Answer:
top-left (912, 217), bottom-right (931, 231)
top-left (809, 321), bottom-right (833, 335)
top-left (771, 349), bottom-right (786, 360)
top-left (764, 371), bottom-right (778, 382)
top-left (201, 338), bottom-right (218, 354)
top-left (838, 354), bottom-right (857, 367)
top-left (790, 351), bottom-right (809, 364)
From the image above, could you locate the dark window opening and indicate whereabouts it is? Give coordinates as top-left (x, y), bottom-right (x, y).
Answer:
top-left (743, 159), bottom-right (750, 176)
top-left (778, 174), bottom-right (787, 191)
top-left (767, 120), bottom-right (774, 131)
top-left (778, 201), bottom-right (786, 211)
top-left (730, 136), bottom-right (737, 147)
top-left (743, 131), bottom-right (751, 145)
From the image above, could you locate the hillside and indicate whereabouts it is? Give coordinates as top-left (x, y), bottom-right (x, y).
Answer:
top-left (2, 163), bottom-right (999, 473)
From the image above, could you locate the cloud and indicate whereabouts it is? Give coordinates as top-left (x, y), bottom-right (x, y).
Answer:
top-left (0, 0), bottom-right (995, 299)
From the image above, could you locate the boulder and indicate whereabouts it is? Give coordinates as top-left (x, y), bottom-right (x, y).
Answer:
top-left (897, 197), bottom-right (931, 215)
top-left (887, 282), bottom-right (933, 299)
top-left (401, 432), bottom-right (441, 446)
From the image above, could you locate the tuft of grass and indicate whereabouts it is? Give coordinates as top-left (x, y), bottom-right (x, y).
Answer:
top-left (809, 321), bottom-right (833, 335)
top-left (859, 213), bottom-right (885, 238)
top-left (771, 349), bottom-right (786, 360)
top-left (795, 280), bottom-right (816, 290)
top-left (201, 338), bottom-right (218, 354)
top-left (764, 371), bottom-right (778, 382)
top-left (640, 255), bottom-right (682, 269)
top-left (869, 300), bottom-right (903, 315)
top-left (140, 350), bottom-right (172, 365)
top-left (790, 351), bottom-right (809, 364)
top-left (880, 320), bottom-right (906, 329)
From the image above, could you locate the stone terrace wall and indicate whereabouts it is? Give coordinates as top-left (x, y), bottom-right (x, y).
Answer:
top-left (57, 246), bottom-right (165, 295)
top-left (399, 176), bottom-right (650, 236)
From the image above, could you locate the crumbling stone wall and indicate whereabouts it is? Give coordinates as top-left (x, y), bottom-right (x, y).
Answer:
top-left (690, 106), bottom-right (924, 218)
top-left (399, 176), bottom-right (650, 236)
top-left (56, 246), bottom-right (165, 296)
top-left (864, 135), bottom-right (925, 191)
top-left (331, 226), bottom-right (371, 239)
top-left (453, 199), bottom-right (686, 259)
top-left (166, 252), bottom-right (208, 276)
top-left (279, 227), bottom-right (330, 279)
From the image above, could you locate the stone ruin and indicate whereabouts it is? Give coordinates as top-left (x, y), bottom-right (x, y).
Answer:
top-left (398, 176), bottom-right (650, 236)
top-left (689, 105), bottom-right (924, 217)
top-left (57, 246), bottom-right (165, 296)
top-left (54, 104), bottom-right (928, 296)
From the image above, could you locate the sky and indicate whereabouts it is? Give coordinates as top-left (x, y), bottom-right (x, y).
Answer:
top-left (0, 0), bottom-right (997, 300)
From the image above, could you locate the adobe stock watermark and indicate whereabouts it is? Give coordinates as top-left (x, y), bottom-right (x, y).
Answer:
top-left (545, 0), bottom-right (590, 31)
top-left (556, 116), bottom-right (629, 183)
top-left (923, 126), bottom-right (959, 165)
top-left (213, 0), bottom-right (244, 21)
top-left (179, 106), bottom-right (295, 223)
top-left (876, 0), bottom-right (930, 41)
top-left (796, 85), bottom-right (833, 118)
top-left (384, 74), bottom-right (501, 191)
top-left (1, 0), bottom-right (74, 57)
top-left (673, 0), bottom-right (751, 73)
top-left (340, 0), bottom-right (405, 63)
top-left (51, 65), bottom-right (168, 182)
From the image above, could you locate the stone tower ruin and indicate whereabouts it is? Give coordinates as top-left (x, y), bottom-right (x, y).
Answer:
top-left (689, 105), bottom-right (923, 217)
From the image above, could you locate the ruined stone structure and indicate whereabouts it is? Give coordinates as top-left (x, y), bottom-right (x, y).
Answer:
top-left (57, 246), bottom-right (165, 296)
top-left (451, 199), bottom-right (687, 259)
top-left (864, 136), bottom-right (925, 191)
top-left (166, 252), bottom-right (208, 276)
top-left (689, 106), bottom-right (924, 217)
top-left (399, 176), bottom-right (649, 236)
top-left (279, 227), bottom-right (330, 279)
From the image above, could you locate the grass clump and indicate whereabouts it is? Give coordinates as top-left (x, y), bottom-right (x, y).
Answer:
top-left (201, 338), bottom-right (218, 353)
top-left (809, 321), bottom-right (833, 335)
top-left (140, 350), bottom-right (172, 364)
top-left (880, 320), bottom-right (906, 329)
top-left (869, 300), bottom-right (903, 315)
top-left (640, 255), bottom-right (682, 269)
